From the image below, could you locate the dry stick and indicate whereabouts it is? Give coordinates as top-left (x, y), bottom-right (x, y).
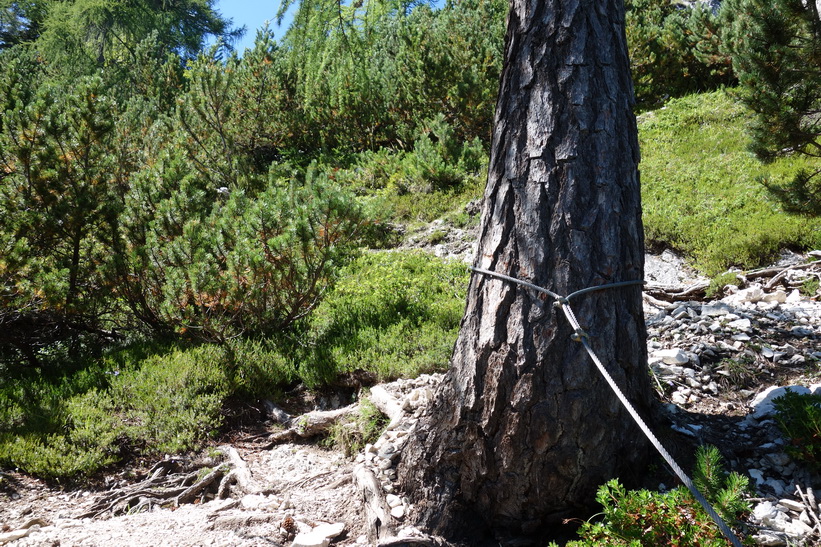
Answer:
top-left (264, 404), bottom-right (359, 445)
top-left (796, 485), bottom-right (821, 537)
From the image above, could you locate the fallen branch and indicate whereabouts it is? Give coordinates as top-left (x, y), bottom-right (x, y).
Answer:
top-left (262, 402), bottom-right (359, 445)
top-left (367, 386), bottom-right (404, 423)
top-left (644, 281), bottom-right (710, 302)
top-left (796, 485), bottom-right (821, 538)
top-left (378, 536), bottom-right (454, 546)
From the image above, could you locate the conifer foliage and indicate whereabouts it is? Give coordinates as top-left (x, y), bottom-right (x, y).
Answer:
top-left (721, 0), bottom-right (821, 215)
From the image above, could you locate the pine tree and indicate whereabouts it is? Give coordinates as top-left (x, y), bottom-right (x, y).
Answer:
top-left (721, 0), bottom-right (821, 214)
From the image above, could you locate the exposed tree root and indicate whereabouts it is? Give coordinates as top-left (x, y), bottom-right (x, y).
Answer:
top-left (76, 446), bottom-right (261, 519)
top-left (354, 464), bottom-right (395, 544)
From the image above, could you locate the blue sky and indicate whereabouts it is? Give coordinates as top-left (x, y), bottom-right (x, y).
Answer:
top-left (213, 0), bottom-right (297, 53)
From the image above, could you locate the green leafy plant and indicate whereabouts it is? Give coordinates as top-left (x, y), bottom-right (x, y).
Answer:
top-left (706, 272), bottom-right (741, 299)
top-left (773, 389), bottom-right (821, 472)
top-left (552, 445), bottom-right (750, 547)
top-left (800, 276), bottom-right (820, 298)
top-left (639, 90), bottom-right (821, 275)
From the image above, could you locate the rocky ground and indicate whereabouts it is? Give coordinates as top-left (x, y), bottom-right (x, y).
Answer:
top-left (1, 242), bottom-right (820, 546)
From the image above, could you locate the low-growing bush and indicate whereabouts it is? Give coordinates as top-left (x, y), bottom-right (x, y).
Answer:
top-left (773, 389), bottom-right (821, 472)
top-left (0, 343), bottom-right (231, 478)
top-left (554, 445), bottom-right (750, 547)
top-left (305, 250), bottom-right (469, 383)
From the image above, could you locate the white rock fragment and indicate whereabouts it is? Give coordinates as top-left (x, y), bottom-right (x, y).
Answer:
top-left (778, 499), bottom-right (805, 513)
top-left (702, 302), bottom-right (732, 316)
top-left (751, 385), bottom-right (812, 418)
top-left (748, 469), bottom-right (765, 486)
top-left (762, 290), bottom-right (787, 303)
top-left (291, 532), bottom-right (330, 547)
top-left (752, 530), bottom-right (788, 546)
top-left (311, 522), bottom-right (345, 540)
top-left (654, 348), bottom-right (690, 365)
top-left (390, 505), bottom-right (405, 519)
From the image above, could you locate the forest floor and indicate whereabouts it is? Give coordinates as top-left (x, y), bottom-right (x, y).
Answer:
top-left (1, 239), bottom-right (820, 546)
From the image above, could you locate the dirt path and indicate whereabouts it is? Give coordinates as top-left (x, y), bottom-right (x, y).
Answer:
top-left (1, 443), bottom-right (366, 547)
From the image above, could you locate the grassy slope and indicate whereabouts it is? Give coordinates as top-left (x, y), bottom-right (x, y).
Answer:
top-left (639, 89), bottom-right (821, 275)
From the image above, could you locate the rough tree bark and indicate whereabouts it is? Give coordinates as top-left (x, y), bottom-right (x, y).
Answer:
top-left (396, 0), bottom-right (654, 541)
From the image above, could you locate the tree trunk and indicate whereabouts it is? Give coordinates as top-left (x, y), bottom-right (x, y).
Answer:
top-left (397, 0), bottom-right (654, 541)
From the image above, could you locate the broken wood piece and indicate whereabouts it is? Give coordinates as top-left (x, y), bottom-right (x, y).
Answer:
top-left (216, 445), bottom-right (259, 498)
top-left (265, 404), bottom-right (359, 445)
top-left (354, 464), bottom-right (395, 544)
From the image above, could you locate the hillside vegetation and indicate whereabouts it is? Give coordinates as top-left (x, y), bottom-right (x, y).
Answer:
top-left (1, 0), bottom-right (820, 480)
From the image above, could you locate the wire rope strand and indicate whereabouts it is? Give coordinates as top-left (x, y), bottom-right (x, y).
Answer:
top-left (565, 279), bottom-right (644, 301)
top-left (469, 267), bottom-right (562, 300)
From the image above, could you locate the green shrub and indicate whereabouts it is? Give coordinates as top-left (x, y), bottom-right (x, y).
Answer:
top-left (706, 272), bottom-right (741, 299)
top-left (305, 250), bottom-right (469, 384)
top-left (626, 0), bottom-right (733, 108)
top-left (773, 389), bottom-right (821, 472)
top-left (104, 345), bottom-right (230, 455)
top-left (0, 343), bottom-right (232, 478)
top-left (555, 446), bottom-right (749, 547)
top-left (226, 337), bottom-right (297, 399)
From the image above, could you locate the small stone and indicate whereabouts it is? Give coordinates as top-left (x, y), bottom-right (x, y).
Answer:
top-left (784, 518), bottom-right (813, 538)
top-left (671, 391), bottom-right (688, 405)
top-left (702, 303), bottom-right (732, 316)
top-left (654, 348), bottom-right (690, 365)
top-left (752, 385), bottom-right (811, 418)
top-left (672, 306), bottom-right (689, 319)
top-left (748, 469), bottom-right (765, 486)
top-left (291, 532), bottom-right (330, 547)
top-left (761, 347), bottom-right (775, 359)
top-left (752, 530), bottom-right (788, 546)
top-left (765, 478), bottom-right (787, 496)
top-left (728, 318), bottom-right (752, 331)
top-left (762, 290), bottom-right (787, 303)
top-left (778, 499), bottom-right (805, 513)
top-left (786, 289), bottom-right (803, 303)
top-left (311, 522), bottom-right (345, 540)
top-left (390, 505), bottom-right (405, 519)
top-left (767, 453), bottom-right (791, 468)
top-left (386, 494), bottom-right (402, 508)
top-left (787, 354), bottom-right (806, 365)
